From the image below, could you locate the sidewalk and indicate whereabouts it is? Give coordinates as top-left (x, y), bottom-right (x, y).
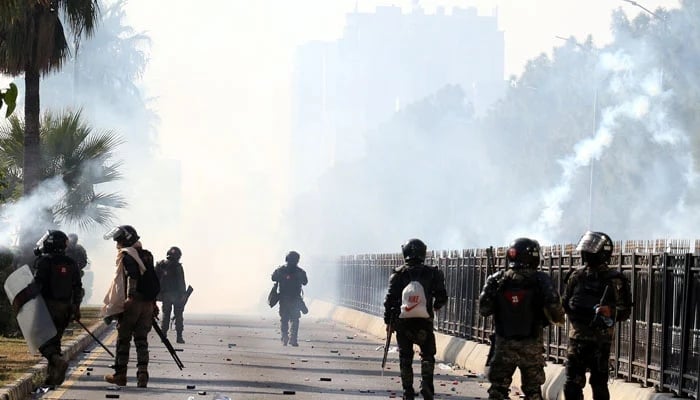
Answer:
top-left (0, 321), bottom-right (111, 400)
top-left (309, 299), bottom-right (678, 400)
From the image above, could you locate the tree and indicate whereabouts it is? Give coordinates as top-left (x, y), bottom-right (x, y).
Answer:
top-left (0, 109), bottom-right (125, 229)
top-left (0, 0), bottom-right (99, 196)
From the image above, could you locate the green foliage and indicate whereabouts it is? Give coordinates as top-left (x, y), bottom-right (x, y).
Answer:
top-left (0, 83), bottom-right (18, 117)
top-left (0, 247), bottom-right (19, 336)
top-left (0, 109), bottom-right (126, 229)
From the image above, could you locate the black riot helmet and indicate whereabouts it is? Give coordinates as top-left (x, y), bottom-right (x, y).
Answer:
top-left (35, 230), bottom-right (69, 255)
top-left (576, 231), bottom-right (613, 266)
top-left (103, 225), bottom-right (140, 247)
top-left (167, 246), bottom-right (182, 261)
top-left (506, 237), bottom-right (541, 269)
top-left (285, 251), bottom-right (300, 265)
top-left (401, 238), bottom-right (427, 264)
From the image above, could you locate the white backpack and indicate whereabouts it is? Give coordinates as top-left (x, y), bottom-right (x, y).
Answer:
top-left (399, 269), bottom-right (430, 319)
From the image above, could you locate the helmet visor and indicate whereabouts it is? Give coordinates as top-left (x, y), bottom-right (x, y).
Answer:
top-left (576, 231), bottom-right (611, 253)
top-left (103, 227), bottom-right (122, 241)
top-left (35, 231), bottom-right (50, 249)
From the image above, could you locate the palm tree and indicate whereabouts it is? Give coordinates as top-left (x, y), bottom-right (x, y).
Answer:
top-left (0, 0), bottom-right (99, 195)
top-left (0, 108), bottom-right (125, 230)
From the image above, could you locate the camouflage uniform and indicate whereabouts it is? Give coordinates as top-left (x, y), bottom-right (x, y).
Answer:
top-left (34, 253), bottom-right (83, 386)
top-left (271, 263), bottom-right (308, 346)
top-left (562, 264), bottom-right (632, 400)
top-left (109, 244), bottom-right (160, 388)
top-left (155, 259), bottom-right (186, 341)
top-left (479, 268), bottom-right (565, 400)
top-left (384, 263), bottom-right (447, 400)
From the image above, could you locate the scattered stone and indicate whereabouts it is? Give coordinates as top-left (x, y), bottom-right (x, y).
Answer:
top-left (187, 385), bottom-right (196, 389)
top-left (105, 395), bottom-right (119, 399)
top-left (330, 350), bottom-right (339, 353)
top-left (198, 390), bottom-right (207, 395)
top-left (320, 377), bottom-right (332, 381)
top-left (228, 343), bottom-right (236, 348)
top-left (283, 390), bottom-right (296, 395)
top-left (86, 367), bottom-right (94, 371)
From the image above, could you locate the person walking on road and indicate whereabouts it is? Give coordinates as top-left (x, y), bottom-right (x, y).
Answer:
top-left (33, 230), bottom-right (83, 387)
top-left (271, 251), bottom-right (308, 346)
top-left (102, 225), bottom-right (160, 388)
top-left (155, 246), bottom-right (188, 343)
top-left (383, 238), bottom-right (447, 400)
top-left (478, 237), bottom-right (565, 400)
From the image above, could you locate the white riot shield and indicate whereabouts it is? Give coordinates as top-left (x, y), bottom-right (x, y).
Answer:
top-left (3, 264), bottom-right (57, 354)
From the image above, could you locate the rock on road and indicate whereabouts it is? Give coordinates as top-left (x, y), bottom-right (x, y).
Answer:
top-left (30, 315), bottom-right (491, 399)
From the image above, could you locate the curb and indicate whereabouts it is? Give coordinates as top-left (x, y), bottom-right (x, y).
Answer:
top-left (0, 321), bottom-right (111, 400)
top-left (310, 299), bottom-right (677, 400)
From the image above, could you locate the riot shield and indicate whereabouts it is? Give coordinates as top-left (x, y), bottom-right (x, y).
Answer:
top-left (3, 264), bottom-right (57, 354)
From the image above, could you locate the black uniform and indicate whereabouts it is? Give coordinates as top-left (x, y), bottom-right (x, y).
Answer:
top-left (384, 261), bottom-right (447, 400)
top-left (155, 259), bottom-right (186, 340)
top-left (34, 252), bottom-right (82, 385)
top-left (271, 258), bottom-right (308, 346)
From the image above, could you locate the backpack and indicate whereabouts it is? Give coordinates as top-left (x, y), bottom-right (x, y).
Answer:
top-left (399, 268), bottom-right (430, 319)
top-left (135, 250), bottom-right (160, 301)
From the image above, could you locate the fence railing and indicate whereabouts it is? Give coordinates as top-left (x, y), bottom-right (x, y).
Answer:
top-left (336, 239), bottom-right (700, 399)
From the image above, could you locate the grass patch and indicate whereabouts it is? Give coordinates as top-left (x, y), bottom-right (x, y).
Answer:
top-left (0, 306), bottom-right (102, 387)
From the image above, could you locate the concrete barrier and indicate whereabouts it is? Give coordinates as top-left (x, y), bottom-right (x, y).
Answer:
top-left (311, 299), bottom-right (677, 400)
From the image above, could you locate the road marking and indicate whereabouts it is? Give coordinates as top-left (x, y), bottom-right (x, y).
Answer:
top-left (49, 329), bottom-right (117, 399)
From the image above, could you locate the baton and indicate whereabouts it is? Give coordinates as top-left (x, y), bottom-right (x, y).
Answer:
top-left (76, 320), bottom-right (115, 358)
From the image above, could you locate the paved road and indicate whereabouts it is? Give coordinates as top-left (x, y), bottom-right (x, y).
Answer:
top-left (29, 315), bottom-right (492, 399)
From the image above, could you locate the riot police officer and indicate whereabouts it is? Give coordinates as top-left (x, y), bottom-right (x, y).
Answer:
top-left (155, 246), bottom-right (187, 343)
top-left (102, 225), bottom-right (160, 388)
top-left (271, 251), bottom-right (308, 346)
top-left (563, 231), bottom-right (632, 400)
top-left (383, 238), bottom-right (447, 400)
top-left (478, 237), bottom-right (565, 400)
top-left (33, 230), bottom-right (83, 386)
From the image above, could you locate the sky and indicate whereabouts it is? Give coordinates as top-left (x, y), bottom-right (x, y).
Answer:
top-left (0, 0), bottom-right (683, 314)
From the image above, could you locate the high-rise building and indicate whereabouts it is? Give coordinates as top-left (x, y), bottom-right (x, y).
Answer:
top-left (292, 5), bottom-right (505, 192)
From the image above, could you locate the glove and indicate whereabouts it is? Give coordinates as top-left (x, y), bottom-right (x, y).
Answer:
top-left (72, 305), bottom-right (81, 322)
top-left (595, 305), bottom-right (613, 318)
top-left (152, 302), bottom-right (160, 319)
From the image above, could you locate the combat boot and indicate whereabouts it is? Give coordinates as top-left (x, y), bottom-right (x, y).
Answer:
top-left (176, 333), bottom-right (185, 344)
top-left (104, 370), bottom-right (127, 386)
top-left (45, 354), bottom-right (68, 386)
top-left (281, 334), bottom-right (289, 346)
top-left (136, 370), bottom-right (149, 388)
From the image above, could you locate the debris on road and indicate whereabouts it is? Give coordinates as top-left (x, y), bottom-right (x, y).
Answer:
top-left (283, 390), bottom-right (296, 395)
top-left (320, 377), bottom-right (332, 381)
top-left (187, 384), bottom-right (196, 389)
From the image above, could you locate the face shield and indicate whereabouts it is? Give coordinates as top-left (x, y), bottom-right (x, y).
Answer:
top-left (35, 231), bottom-right (50, 250)
top-left (103, 227), bottom-right (122, 241)
top-left (575, 231), bottom-right (611, 254)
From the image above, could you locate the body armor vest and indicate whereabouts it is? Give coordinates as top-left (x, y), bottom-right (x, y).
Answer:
top-left (495, 275), bottom-right (540, 339)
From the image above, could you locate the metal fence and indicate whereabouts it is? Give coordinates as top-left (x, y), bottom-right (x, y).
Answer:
top-left (337, 239), bottom-right (700, 398)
